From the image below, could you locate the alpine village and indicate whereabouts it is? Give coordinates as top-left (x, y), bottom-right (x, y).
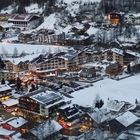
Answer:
top-left (0, 0), bottom-right (140, 140)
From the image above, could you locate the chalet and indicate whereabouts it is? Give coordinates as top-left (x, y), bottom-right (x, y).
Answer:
top-left (0, 70), bottom-right (16, 81)
top-left (2, 98), bottom-right (19, 113)
top-left (124, 50), bottom-right (140, 65)
top-left (29, 119), bottom-right (62, 140)
top-left (103, 48), bottom-right (124, 66)
top-left (8, 14), bottom-right (42, 29)
top-left (109, 111), bottom-right (139, 133)
top-left (107, 12), bottom-right (122, 25)
top-left (0, 128), bottom-right (21, 140)
top-left (57, 105), bottom-right (80, 129)
top-left (105, 62), bottom-right (122, 76)
top-left (18, 90), bottom-right (66, 118)
top-left (18, 33), bottom-right (34, 43)
top-left (87, 108), bottom-right (110, 126)
top-left (2, 117), bottom-right (28, 133)
top-left (79, 65), bottom-right (96, 78)
top-left (4, 53), bottom-right (41, 73)
top-left (130, 58), bottom-right (140, 73)
top-left (29, 49), bottom-right (89, 75)
top-left (4, 27), bottom-right (21, 38)
top-left (4, 59), bottom-right (29, 73)
top-left (0, 84), bottom-right (12, 101)
top-left (124, 13), bottom-right (140, 25)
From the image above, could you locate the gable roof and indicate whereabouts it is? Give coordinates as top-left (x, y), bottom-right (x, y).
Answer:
top-left (6, 117), bottom-right (28, 128)
top-left (30, 120), bottom-right (62, 140)
top-left (116, 111), bottom-right (139, 127)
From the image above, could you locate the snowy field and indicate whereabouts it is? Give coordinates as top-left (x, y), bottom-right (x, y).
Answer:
top-left (71, 74), bottom-right (140, 107)
top-left (57, 0), bottom-right (101, 4)
top-left (0, 43), bottom-right (67, 55)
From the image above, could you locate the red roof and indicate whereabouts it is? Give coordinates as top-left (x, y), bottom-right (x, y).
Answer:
top-left (8, 14), bottom-right (39, 22)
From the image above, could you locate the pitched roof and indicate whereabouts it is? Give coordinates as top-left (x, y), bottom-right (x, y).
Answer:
top-left (30, 120), bottom-right (62, 140)
top-left (116, 111), bottom-right (139, 127)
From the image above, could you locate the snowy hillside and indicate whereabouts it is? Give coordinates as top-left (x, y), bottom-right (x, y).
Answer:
top-left (57, 0), bottom-right (101, 4)
top-left (25, 3), bottom-right (45, 14)
top-left (0, 43), bottom-right (67, 55)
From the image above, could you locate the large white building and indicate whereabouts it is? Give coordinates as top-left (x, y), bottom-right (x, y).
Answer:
top-left (8, 14), bottom-right (42, 29)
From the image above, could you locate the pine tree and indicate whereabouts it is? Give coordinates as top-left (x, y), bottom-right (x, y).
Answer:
top-left (16, 77), bottom-right (22, 90)
top-left (1, 78), bottom-right (5, 84)
top-left (13, 47), bottom-right (19, 58)
top-left (0, 57), bottom-right (5, 69)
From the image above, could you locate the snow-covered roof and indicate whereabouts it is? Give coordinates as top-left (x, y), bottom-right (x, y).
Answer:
top-left (81, 61), bottom-right (116, 70)
top-left (86, 26), bottom-right (98, 36)
top-left (0, 128), bottom-right (21, 139)
top-left (88, 109), bottom-right (110, 124)
top-left (111, 48), bottom-right (124, 56)
top-left (6, 117), bottom-right (28, 128)
top-left (5, 53), bottom-right (42, 65)
top-left (126, 50), bottom-right (140, 58)
top-left (71, 74), bottom-right (140, 107)
top-left (36, 14), bottom-right (56, 30)
top-left (130, 58), bottom-right (140, 67)
top-left (0, 84), bottom-right (11, 92)
top-left (107, 100), bottom-right (125, 112)
top-left (2, 99), bottom-right (18, 107)
top-left (31, 91), bottom-right (63, 106)
top-left (30, 120), bottom-right (62, 140)
top-left (116, 111), bottom-right (139, 127)
top-left (0, 128), bottom-right (15, 135)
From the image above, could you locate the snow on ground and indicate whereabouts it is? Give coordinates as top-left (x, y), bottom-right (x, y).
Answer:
top-left (0, 43), bottom-right (67, 55)
top-left (87, 26), bottom-right (99, 36)
top-left (25, 3), bottom-right (44, 14)
top-left (58, 0), bottom-right (101, 4)
top-left (71, 74), bottom-right (140, 107)
top-left (0, 5), bottom-right (15, 14)
top-left (36, 14), bottom-right (56, 30)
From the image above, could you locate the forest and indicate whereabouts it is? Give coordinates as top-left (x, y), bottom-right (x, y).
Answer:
top-left (0, 0), bottom-right (56, 10)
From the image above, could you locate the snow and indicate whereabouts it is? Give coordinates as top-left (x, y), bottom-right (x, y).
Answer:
top-left (5, 53), bottom-right (42, 65)
top-left (25, 3), bottom-right (44, 14)
top-left (71, 74), bottom-right (140, 107)
top-left (0, 43), bottom-right (67, 55)
top-left (0, 84), bottom-right (11, 92)
top-left (88, 109), bottom-right (110, 124)
top-left (111, 48), bottom-right (124, 56)
top-left (58, 0), bottom-right (101, 4)
top-left (0, 128), bottom-right (21, 139)
top-left (117, 133), bottom-right (140, 140)
top-left (7, 117), bottom-right (28, 128)
top-left (87, 26), bottom-right (99, 36)
top-left (0, 128), bottom-right (15, 135)
top-left (106, 100), bottom-right (125, 112)
top-left (2, 99), bottom-right (18, 107)
top-left (116, 111), bottom-right (139, 127)
top-left (31, 120), bottom-right (62, 140)
top-left (36, 14), bottom-right (56, 30)
top-left (1, 6), bottom-right (15, 14)
top-left (126, 50), bottom-right (140, 58)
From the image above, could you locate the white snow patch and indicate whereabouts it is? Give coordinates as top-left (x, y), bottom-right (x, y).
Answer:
top-left (71, 74), bottom-right (140, 107)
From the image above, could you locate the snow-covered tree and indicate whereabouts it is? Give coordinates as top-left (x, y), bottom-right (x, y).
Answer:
top-left (13, 47), bottom-right (18, 58)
